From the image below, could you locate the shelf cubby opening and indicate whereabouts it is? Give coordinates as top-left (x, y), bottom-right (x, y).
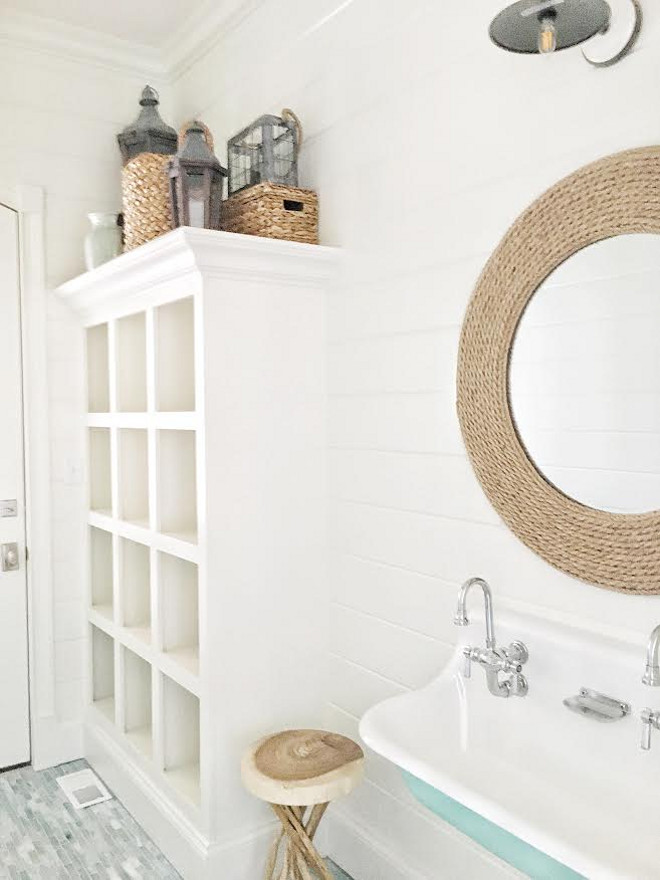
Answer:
top-left (156, 298), bottom-right (196, 412)
top-left (116, 312), bottom-right (147, 412)
top-left (118, 429), bottom-right (149, 527)
top-left (120, 538), bottom-right (151, 643)
top-left (160, 553), bottom-right (199, 675)
top-left (89, 428), bottom-right (112, 515)
top-left (158, 430), bottom-right (197, 542)
top-left (162, 675), bottom-right (200, 805)
top-left (92, 625), bottom-right (115, 723)
top-left (123, 647), bottom-right (153, 759)
top-left (90, 527), bottom-right (113, 620)
top-left (87, 323), bottom-right (110, 413)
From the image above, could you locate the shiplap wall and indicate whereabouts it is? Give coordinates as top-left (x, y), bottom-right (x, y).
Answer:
top-left (0, 42), bottom-right (170, 743)
top-left (173, 1), bottom-right (660, 877)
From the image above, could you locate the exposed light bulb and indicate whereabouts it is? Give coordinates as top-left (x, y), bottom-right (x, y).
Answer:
top-left (538, 13), bottom-right (557, 53)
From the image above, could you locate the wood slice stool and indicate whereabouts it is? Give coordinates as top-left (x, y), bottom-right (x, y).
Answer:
top-left (242, 729), bottom-right (364, 880)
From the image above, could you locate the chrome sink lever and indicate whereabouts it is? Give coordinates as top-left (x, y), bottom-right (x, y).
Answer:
top-left (454, 578), bottom-right (529, 699)
top-left (640, 625), bottom-right (660, 749)
top-left (642, 625), bottom-right (660, 687)
top-left (641, 709), bottom-right (660, 751)
top-left (462, 647), bottom-right (474, 678)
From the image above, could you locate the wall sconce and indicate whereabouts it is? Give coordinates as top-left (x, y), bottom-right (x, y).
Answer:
top-left (489, 0), bottom-right (642, 67)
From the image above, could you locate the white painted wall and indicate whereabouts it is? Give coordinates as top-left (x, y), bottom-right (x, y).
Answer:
top-left (0, 40), bottom-right (171, 759)
top-left (172, 2), bottom-right (660, 877)
top-left (13, 0), bottom-right (660, 873)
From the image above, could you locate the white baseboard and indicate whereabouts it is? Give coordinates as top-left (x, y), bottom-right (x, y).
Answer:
top-left (324, 790), bottom-right (523, 880)
top-left (206, 822), bottom-right (277, 878)
top-left (83, 717), bottom-right (519, 880)
top-left (85, 720), bottom-right (276, 880)
top-left (324, 805), bottom-right (429, 880)
top-left (85, 721), bottom-right (209, 880)
top-left (31, 716), bottom-right (84, 771)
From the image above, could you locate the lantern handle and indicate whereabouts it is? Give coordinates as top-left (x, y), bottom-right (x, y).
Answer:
top-left (178, 120), bottom-right (215, 152)
top-left (281, 108), bottom-right (303, 156)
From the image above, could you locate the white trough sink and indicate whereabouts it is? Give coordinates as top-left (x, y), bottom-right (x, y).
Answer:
top-left (360, 605), bottom-right (659, 880)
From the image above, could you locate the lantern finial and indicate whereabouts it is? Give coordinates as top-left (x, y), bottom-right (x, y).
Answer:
top-left (139, 85), bottom-right (159, 106)
top-left (117, 85), bottom-right (178, 165)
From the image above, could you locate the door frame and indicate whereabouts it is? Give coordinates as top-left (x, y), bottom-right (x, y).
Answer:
top-left (0, 184), bottom-right (77, 770)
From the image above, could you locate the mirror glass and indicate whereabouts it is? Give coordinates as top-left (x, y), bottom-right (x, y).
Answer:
top-left (509, 234), bottom-right (660, 514)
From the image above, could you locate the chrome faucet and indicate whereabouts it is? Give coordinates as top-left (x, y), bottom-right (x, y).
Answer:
top-left (454, 577), bottom-right (529, 699)
top-left (642, 625), bottom-right (660, 686)
top-left (641, 625), bottom-right (660, 750)
top-left (454, 577), bottom-right (496, 649)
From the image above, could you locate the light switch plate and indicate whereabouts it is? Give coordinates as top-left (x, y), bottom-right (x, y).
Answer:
top-left (0, 500), bottom-right (17, 517)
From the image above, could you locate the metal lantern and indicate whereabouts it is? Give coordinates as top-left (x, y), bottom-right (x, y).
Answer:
top-left (117, 85), bottom-right (177, 163)
top-left (227, 110), bottom-right (302, 196)
top-left (168, 121), bottom-right (227, 230)
top-left (117, 86), bottom-right (178, 251)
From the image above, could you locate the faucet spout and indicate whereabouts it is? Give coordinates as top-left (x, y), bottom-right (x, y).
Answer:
top-left (643, 625), bottom-right (660, 687)
top-left (454, 577), bottom-right (496, 650)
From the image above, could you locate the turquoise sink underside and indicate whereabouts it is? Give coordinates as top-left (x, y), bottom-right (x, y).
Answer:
top-left (403, 772), bottom-right (585, 880)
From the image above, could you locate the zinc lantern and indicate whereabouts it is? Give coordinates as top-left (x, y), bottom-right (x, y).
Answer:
top-left (168, 122), bottom-right (227, 230)
top-left (117, 86), bottom-right (178, 250)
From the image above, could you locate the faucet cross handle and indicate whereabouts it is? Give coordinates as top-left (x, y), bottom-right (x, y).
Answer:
top-left (641, 708), bottom-right (660, 751)
top-left (504, 641), bottom-right (529, 666)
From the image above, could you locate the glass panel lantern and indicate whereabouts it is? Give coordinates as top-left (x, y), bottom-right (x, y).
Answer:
top-left (168, 122), bottom-right (227, 230)
top-left (227, 110), bottom-right (302, 196)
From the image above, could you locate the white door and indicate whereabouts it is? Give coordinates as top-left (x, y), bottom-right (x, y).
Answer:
top-left (0, 204), bottom-right (30, 768)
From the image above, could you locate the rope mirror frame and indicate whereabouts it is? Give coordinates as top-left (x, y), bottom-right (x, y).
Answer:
top-left (457, 146), bottom-right (660, 594)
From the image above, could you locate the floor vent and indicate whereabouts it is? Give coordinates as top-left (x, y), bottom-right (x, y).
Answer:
top-left (56, 769), bottom-right (113, 809)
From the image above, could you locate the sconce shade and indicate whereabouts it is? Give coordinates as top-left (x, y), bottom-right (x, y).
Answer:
top-left (490, 0), bottom-right (611, 53)
top-left (168, 121), bottom-right (227, 230)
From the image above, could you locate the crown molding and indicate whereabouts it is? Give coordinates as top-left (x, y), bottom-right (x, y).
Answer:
top-left (0, 10), bottom-right (167, 80)
top-left (162, 0), bottom-right (265, 80)
top-left (0, 1), bottom-right (260, 84)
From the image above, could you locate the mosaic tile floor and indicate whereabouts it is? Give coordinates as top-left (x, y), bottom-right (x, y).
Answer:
top-left (0, 760), bottom-right (353, 879)
top-left (326, 861), bottom-right (352, 880)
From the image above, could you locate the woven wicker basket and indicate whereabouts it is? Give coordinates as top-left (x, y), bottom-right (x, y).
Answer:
top-left (122, 152), bottom-right (173, 251)
top-left (221, 182), bottom-right (318, 245)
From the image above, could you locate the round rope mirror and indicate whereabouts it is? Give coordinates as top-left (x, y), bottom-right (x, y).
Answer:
top-left (457, 146), bottom-right (660, 594)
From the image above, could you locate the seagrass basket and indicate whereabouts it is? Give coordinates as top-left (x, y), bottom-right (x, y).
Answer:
top-left (122, 152), bottom-right (173, 251)
top-left (221, 182), bottom-right (318, 245)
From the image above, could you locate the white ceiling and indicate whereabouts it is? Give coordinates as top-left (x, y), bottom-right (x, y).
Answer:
top-left (0, 0), bottom-right (214, 48)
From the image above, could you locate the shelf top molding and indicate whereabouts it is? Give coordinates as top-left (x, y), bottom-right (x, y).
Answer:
top-left (57, 228), bottom-right (338, 321)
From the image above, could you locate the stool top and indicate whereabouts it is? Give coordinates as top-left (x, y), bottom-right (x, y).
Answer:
top-left (242, 729), bottom-right (364, 806)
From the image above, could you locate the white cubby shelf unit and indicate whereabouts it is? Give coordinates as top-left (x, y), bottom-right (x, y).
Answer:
top-left (57, 228), bottom-right (336, 880)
